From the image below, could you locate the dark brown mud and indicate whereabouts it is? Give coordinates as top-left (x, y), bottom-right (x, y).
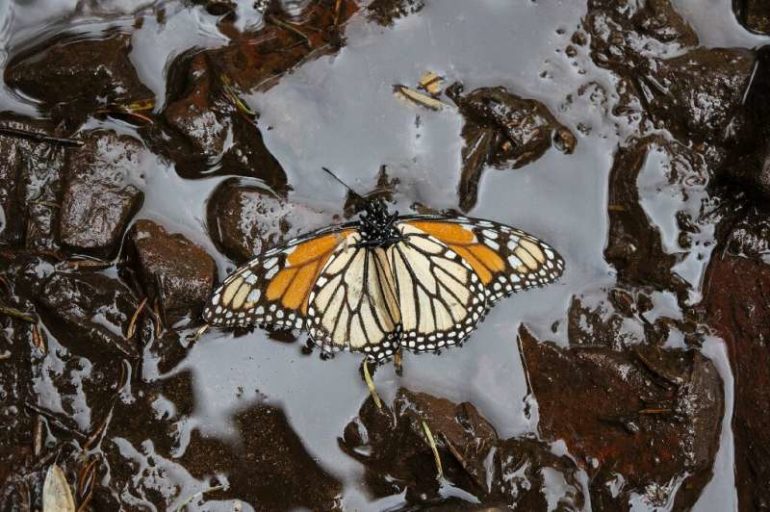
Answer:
top-left (0, 0), bottom-right (767, 510)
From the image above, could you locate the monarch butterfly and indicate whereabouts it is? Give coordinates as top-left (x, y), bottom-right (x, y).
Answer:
top-left (203, 182), bottom-right (564, 361)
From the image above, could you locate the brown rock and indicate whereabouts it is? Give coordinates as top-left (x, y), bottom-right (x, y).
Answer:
top-left (734, 0), bottom-right (770, 34)
top-left (519, 326), bottom-right (723, 510)
top-left (446, 83), bottom-right (575, 211)
top-left (206, 178), bottom-right (333, 263)
top-left (4, 33), bottom-right (152, 122)
top-left (161, 52), bottom-right (288, 186)
top-left (645, 48), bottom-right (755, 145)
top-left (59, 131), bottom-right (147, 258)
top-left (605, 136), bottom-right (711, 298)
top-left (340, 389), bottom-right (585, 509)
top-left (718, 46), bottom-right (770, 201)
top-left (128, 220), bottom-right (215, 322)
top-left (585, 0), bottom-right (698, 74)
top-left (208, 0), bottom-right (359, 92)
top-left (367, 0), bottom-right (425, 26)
top-left (702, 252), bottom-right (770, 510)
top-left (180, 404), bottom-right (342, 511)
top-left (38, 271), bottom-right (140, 359)
top-left (0, 116), bottom-right (70, 250)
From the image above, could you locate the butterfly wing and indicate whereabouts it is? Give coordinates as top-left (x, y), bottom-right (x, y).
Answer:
top-left (305, 233), bottom-right (402, 360)
top-left (399, 216), bottom-right (564, 304)
top-left (387, 224), bottom-right (488, 354)
top-left (203, 226), bottom-right (355, 329)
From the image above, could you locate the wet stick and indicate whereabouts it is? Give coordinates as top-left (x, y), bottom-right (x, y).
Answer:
top-left (362, 359), bottom-right (382, 410)
top-left (127, 297), bottom-right (148, 339)
top-left (0, 305), bottom-right (36, 323)
top-left (266, 15), bottom-right (313, 48)
top-left (0, 126), bottom-right (83, 147)
top-left (421, 420), bottom-right (444, 480)
top-left (175, 484), bottom-right (225, 511)
top-left (76, 458), bottom-right (99, 512)
top-left (191, 324), bottom-right (210, 344)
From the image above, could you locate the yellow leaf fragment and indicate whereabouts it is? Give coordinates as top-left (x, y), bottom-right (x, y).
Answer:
top-left (393, 84), bottom-right (447, 111)
top-left (418, 71), bottom-right (443, 95)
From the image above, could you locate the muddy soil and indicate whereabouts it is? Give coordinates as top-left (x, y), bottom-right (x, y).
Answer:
top-left (0, 0), bottom-right (768, 510)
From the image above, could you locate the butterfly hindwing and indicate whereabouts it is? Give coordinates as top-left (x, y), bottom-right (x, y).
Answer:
top-left (203, 227), bottom-right (354, 330)
top-left (400, 216), bottom-right (565, 304)
top-left (204, 206), bottom-right (564, 362)
top-left (306, 233), bottom-right (402, 360)
top-left (388, 224), bottom-right (488, 354)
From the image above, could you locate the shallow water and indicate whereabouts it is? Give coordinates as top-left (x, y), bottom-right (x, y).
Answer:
top-left (0, 0), bottom-right (764, 509)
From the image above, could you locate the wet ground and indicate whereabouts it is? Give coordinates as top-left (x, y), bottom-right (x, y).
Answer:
top-left (1, 0), bottom-right (770, 510)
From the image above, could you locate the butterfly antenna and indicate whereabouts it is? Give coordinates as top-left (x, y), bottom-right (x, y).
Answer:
top-left (322, 167), bottom-right (365, 202)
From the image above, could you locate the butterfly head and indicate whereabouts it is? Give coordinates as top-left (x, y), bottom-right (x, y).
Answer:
top-left (358, 198), bottom-right (402, 247)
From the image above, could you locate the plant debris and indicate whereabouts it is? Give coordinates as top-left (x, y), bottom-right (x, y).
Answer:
top-left (393, 84), bottom-right (448, 111)
top-left (42, 464), bottom-right (75, 512)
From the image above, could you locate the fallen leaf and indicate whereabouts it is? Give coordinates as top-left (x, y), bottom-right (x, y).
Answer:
top-left (43, 464), bottom-right (75, 512)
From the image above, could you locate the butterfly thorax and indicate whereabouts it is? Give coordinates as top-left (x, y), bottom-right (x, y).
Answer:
top-left (356, 199), bottom-right (403, 248)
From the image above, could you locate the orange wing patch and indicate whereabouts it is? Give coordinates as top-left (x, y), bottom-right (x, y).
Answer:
top-left (407, 221), bottom-right (502, 285)
top-left (408, 221), bottom-right (475, 244)
top-left (266, 230), bottom-right (351, 313)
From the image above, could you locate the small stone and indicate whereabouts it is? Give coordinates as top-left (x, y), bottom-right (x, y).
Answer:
top-left (128, 220), bottom-right (216, 322)
top-left (58, 131), bottom-right (147, 258)
top-left (206, 178), bottom-right (332, 263)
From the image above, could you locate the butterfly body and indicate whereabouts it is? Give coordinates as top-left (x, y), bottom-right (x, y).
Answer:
top-left (203, 198), bottom-right (564, 361)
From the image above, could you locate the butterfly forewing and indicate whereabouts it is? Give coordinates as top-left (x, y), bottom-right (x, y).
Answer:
top-left (388, 224), bottom-right (488, 353)
top-left (204, 205), bottom-right (564, 362)
top-left (400, 216), bottom-right (564, 304)
top-left (203, 227), bottom-right (354, 330)
top-left (306, 233), bottom-right (401, 360)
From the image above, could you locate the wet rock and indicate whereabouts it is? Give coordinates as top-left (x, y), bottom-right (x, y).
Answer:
top-left (703, 250), bottom-right (770, 510)
top-left (206, 178), bottom-right (333, 262)
top-left (367, 0), bottom-right (425, 26)
top-left (143, 330), bottom-right (194, 376)
top-left (163, 53), bottom-right (232, 158)
top-left (519, 326), bottom-right (723, 510)
top-left (644, 48), bottom-right (755, 145)
top-left (721, 138), bottom-right (770, 201)
top-left (38, 271), bottom-right (140, 359)
top-left (734, 0), bottom-right (770, 34)
top-left (210, 0), bottom-right (358, 91)
top-left (585, 1), bottom-right (755, 153)
top-left (446, 83), bottom-right (575, 211)
top-left (722, 208), bottom-right (770, 260)
top-left (4, 33), bottom-right (152, 123)
top-left (585, 0), bottom-right (698, 75)
top-left (59, 131), bottom-right (147, 258)
top-left (0, 118), bottom-right (44, 247)
top-left (127, 220), bottom-right (215, 323)
top-left (0, 117), bottom-right (71, 251)
top-left (568, 288), bottom-right (669, 349)
top-left (180, 403), bottom-right (342, 511)
top-left (0, 322), bottom-right (36, 494)
top-left (161, 52), bottom-right (288, 186)
top-left (105, 370), bottom-right (196, 458)
top-left (566, 285), bottom-right (713, 402)
top-left (605, 136), bottom-right (714, 298)
top-left (718, 46), bottom-right (770, 201)
top-left (340, 389), bottom-right (585, 509)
